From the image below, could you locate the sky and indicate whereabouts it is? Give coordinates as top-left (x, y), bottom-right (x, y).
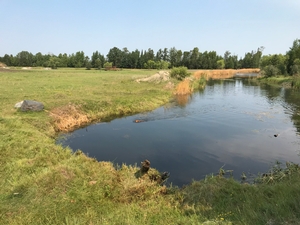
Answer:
top-left (1, 0), bottom-right (300, 58)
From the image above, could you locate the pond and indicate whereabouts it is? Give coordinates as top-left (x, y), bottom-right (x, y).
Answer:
top-left (58, 79), bottom-right (300, 186)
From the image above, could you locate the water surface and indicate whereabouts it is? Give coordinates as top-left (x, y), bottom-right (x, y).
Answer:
top-left (58, 79), bottom-right (300, 186)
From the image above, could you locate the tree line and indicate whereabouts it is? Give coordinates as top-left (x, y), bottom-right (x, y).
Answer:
top-left (260, 39), bottom-right (300, 77)
top-left (1, 39), bottom-right (299, 76)
top-left (0, 47), bottom-right (263, 70)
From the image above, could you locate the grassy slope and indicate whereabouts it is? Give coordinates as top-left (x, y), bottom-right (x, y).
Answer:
top-left (1, 68), bottom-right (300, 225)
top-left (0, 68), bottom-right (204, 224)
top-left (255, 75), bottom-right (300, 89)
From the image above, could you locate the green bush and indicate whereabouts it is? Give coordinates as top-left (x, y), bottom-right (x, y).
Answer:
top-left (262, 65), bottom-right (280, 77)
top-left (104, 62), bottom-right (113, 70)
top-left (85, 61), bottom-right (92, 70)
top-left (291, 64), bottom-right (300, 75)
top-left (292, 76), bottom-right (300, 89)
top-left (170, 67), bottom-right (190, 80)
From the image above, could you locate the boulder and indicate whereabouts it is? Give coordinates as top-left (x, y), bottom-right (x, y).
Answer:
top-left (15, 100), bottom-right (44, 112)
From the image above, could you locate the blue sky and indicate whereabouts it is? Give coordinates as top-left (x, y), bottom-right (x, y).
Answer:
top-left (1, 0), bottom-right (299, 58)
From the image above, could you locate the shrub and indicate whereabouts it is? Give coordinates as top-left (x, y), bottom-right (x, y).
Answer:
top-left (86, 61), bottom-right (92, 70)
top-left (291, 64), bottom-right (300, 76)
top-left (292, 76), bottom-right (300, 89)
top-left (262, 65), bottom-right (280, 77)
top-left (104, 62), bottom-right (113, 70)
top-left (170, 67), bottom-right (190, 80)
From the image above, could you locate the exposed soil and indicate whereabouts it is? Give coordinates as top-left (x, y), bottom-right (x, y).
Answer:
top-left (136, 71), bottom-right (170, 83)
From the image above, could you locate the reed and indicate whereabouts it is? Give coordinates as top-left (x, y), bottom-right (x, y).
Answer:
top-left (194, 68), bottom-right (260, 79)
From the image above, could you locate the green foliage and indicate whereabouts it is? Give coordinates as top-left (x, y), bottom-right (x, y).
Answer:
top-left (192, 75), bottom-right (207, 90)
top-left (170, 66), bottom-right (190, 80)
top-left (143, 60), bottom-right (156, 69)
top-left (16, 51), bottom-right (34, 66)
top-left (182, 166), bottom-right (300, 224)
top-left (103, 62), bottom-right (113, 70)
top-left (107, 47), bottom-right (122, 67)
top-left (260, 54), bottom-right (287, 75)
top-left (291, 64), bottom-right (300, 75)
top-left (143, 60), bottom-right (170, 69)
top-left (91, 51), bottom-right (105, 69)
top-left (255, 161), bottom-right (300, 184)
top-left (94, 58), bottom-right (102, 69)
top-left (0, 45), bottom-right (267, 70)
top-left (240, 47), bottom-right (264, 68)
top-left (85, 61), bottom-right (92, 70)
top-left (292, 76), bottom-right (300, 89)
top-left (224, 51), bottom-right (236, 69)
top-left (261, 65), bottom-right (280, 77)
top-left (217, 59), bottom-right (225, 69)
top-left (47, 56), bottom-right (60, 69)
top-left (286, 39), bottom-right (300, 75)
top-left (1, 40), bottom-right (300, 72)
top-left (291, 58), bottom-right (300, 75)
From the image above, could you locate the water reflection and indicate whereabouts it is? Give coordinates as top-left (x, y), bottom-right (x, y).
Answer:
top-left (174, 94), bottom-right (191, 107)
top-left (58, 79), bottom-right (300, 186)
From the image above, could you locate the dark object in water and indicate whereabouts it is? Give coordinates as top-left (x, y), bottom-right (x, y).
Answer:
top-left (134, 119), bottom-right (145, 123)
top-left (274, 134), bottom-right (279, 137)
top-left (141, 159), bottom-right (150, 173)
top-left (161, 171), bottom-right (170, 181)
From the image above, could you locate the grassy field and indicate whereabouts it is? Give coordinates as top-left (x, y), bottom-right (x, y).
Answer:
top-left (1, 68), bottom-right (300, 224)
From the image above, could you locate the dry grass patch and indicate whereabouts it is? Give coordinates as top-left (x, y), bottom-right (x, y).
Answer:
top-left (174, 94), bottom-right (190, 106)
top-left (194, 68), bottom-right (260, 79)
top-left (174, 79), bottom-right (193, 95)
top-left (50, 104), bottom-right (89, 132)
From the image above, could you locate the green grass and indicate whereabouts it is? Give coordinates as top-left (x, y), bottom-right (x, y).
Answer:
top-left (1, 68), bottom-right (300, 224)
top-left (256, 75), bottom-right (293, 86)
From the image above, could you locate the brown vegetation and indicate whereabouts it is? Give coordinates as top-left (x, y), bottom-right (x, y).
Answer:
top-left (194, 68), bottom-right (260, 79)
top-left (174, 79), bottom-right (193, 95)
top-left (49, 104), bottom-right (89, 132)
top-left (174, 94), bottom-right (190, 106)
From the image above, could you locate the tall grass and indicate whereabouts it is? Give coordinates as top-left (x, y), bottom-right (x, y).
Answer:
top-left (292, 76), bottom-right (300, 89)
top-left (194, 69), bottom-right (260, 79)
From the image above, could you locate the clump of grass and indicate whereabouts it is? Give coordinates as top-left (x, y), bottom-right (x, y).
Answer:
top-left (174, 79), bottom-right (193, 95)
top-left (180, 162), bottom-right (300, 224)
top-left (192, 73), bottom-right (207, 89)
top-left (49, 103), bottom-right (89, 132)
top-left (173, 71), bottom-right (207, 96)
top-left (255, 161), bottom-right (300, 184)
top-left (257, 75), bottom-right (291, 84)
